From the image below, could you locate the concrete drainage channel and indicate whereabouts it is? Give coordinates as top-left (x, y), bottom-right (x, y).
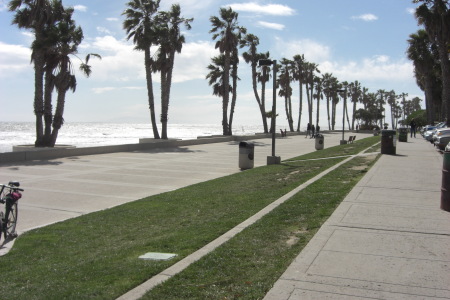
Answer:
top-left (116, 145), bottom-right (379, 300)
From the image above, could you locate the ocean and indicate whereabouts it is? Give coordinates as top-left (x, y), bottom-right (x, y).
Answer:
top-left (0, 122), bottom-right (265, 153)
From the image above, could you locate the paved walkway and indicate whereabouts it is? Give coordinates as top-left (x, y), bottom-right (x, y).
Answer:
top-left (0, 132), bottom-right (367, 243)
top-left (264, 137), bottom-right (450, 299)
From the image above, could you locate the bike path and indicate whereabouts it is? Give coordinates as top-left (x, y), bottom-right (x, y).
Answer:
top-left (264, 137), bottom-right (450, 299)
top-left (0, 132), bottom-right (368, 255)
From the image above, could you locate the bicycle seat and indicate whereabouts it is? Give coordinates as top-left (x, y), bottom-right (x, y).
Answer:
top-left (8, 181), bottom-right (20, 187)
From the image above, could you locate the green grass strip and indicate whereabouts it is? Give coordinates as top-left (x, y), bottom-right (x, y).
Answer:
top-left (0, 136), bottom-right (380, 300)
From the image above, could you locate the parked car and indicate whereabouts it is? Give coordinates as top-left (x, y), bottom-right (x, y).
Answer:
top-left (445, 141), bottom-right (450, 152)
top-left (435, 135), bottom-right (450, 150)
top-left (433, 128), bottom-right (450, 144)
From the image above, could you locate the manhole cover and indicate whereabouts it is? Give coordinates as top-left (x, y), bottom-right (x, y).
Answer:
top-left (139, 252), bottom-right (177, 261)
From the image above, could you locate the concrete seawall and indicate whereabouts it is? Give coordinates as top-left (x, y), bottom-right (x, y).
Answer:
top-left (0, 130), bottom-right (372, 164)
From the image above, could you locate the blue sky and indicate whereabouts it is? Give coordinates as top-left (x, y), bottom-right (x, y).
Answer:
top-left (0, 0), bottom-right (424, 129)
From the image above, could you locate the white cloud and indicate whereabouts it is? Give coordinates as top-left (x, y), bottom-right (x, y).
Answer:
top-left (257, 21), bottom-right (285, 31)
top-left (275, 38), bottom-right (331, 63)
top-left (73, 5), bottom-right (87, 12)
top-left (106, 17), bottom-right (119, 22)
top-left (351, 14), bottom-right (378, 22)
top-left (320, 55), bottom-right (414, 84)
top-left (226, 2), bottom-right (295, 16)
top-left (97, 27), bottom-right (113, 35)
top-left (92, 86), bottom-right (144, 94)
top-left (77, 36), bottom-right (217, 84)
top-left (0, 42), bottom-right (32, 77)
top-left (406, 8), bottom-right (415, 15)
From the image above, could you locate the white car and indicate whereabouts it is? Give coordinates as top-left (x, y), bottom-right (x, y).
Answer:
top-left (445, 141), bottom-right (450, 152)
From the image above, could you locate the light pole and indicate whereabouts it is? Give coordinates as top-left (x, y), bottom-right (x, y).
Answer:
top-left (259, 59), bottom-right (281, 165)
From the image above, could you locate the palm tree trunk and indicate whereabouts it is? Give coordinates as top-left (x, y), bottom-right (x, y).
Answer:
top-left (50, 88), bottom-right (67, 147)
top-left (296, 82), bottom-right (303, 132)
top-left (222, 52), bottom-right (231, 135)
top-left (327, 96), bottom-right (331, 130)
top-left (145, 49), bottom-right (160, 139)
top-left (43, 69), bottom-right (54, 145)
top-left (34, 53), bottom-right (45, 147)
top-left (252, 64), bottom-right (268, 133)
top-left (229, 61), bottom-right (238, 136)
top-left (352, 101), bottom-right (357, 130)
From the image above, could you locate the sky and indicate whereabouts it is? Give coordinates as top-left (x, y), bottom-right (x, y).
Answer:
top-left (0, 0), bottom-right (425, 130)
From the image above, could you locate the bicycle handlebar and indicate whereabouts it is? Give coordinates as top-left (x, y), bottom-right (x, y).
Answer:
top-left (0, 184), bottom-right (24, 192)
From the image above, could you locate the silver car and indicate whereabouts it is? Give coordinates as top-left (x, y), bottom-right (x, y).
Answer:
top-left (433, 128), bottom-right (450, 146)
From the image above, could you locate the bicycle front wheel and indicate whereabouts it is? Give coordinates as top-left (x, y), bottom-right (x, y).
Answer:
top-left (5, 202), bottom-right (18, 239)
top-left (0, 211), bottom-right (4, 244)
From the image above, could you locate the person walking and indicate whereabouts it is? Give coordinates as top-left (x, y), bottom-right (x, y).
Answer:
top-left (306, 123), bottom-right (311, 138)
top-left (410, 119), bottom-right (416, 138)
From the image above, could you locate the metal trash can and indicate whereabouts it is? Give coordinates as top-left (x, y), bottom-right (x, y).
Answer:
top-left (441, 150), bottom-right (450, 212)
top-left (315, 134), bottom-right (324, 150)
top-left (239, 141), bottom-right (254, 170)
top-left (398, 127), bottom-right (408, 142)
top-left (381, 130), bottom-right (396, 155)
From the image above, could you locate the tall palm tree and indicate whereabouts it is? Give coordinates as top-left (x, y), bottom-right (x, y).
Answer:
top-left (348, 80), bottom-right (362, 130)
top-left (414, 0), bottom-right (450, 122)
top-left (292, 54), bottom-right (306, 131)
top-left (387, 90), bottom-right (397, 129)
top-left (242, 34), bottom-right (269, 133)
top-left (304, 62), bottom-right (320, 127)
top-left (313, 75), bottom-right (323, 130)
top-left (278, 59), bottom-right (294, 131)
top-left (210, 7), bottom-right (246, 135)
top-left (376, 89), bottom-right (387, 128)
top-left (407, 29), bottom-right (441, 123)
top-left (47, 15), bottom-right (100, 146)
top-left (257, 52), bottom-right (271, 132)
top-left (9, 0), bottom-right (64, 146)
top-left (123, 0), bottom-right (161, 139)
top-left (153, 4), bottom-right (192, 139)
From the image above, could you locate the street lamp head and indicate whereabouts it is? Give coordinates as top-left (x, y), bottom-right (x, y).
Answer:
top-left (258, 59), bottom-right (273, 66)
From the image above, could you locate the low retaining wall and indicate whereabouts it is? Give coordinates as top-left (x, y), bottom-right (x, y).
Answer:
top-left (1, 130), bottom-right (366, 164)
top-left (0, 133), bottom-right (278, 164)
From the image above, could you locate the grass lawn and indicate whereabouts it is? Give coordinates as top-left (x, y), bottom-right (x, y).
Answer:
top-left (0, 136), bottom-right (380, 299)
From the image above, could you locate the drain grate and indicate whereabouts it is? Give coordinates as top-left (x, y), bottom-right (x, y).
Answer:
top-left (139, 252), bottom-right (177, 261)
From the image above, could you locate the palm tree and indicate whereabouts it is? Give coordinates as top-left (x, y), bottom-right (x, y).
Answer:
top-left (257, 52), bottom-right (271, 132)
top-left (123, 0), bottom-right (161, 139)
top-left (376, 89), bottom-right (387, 128)
top-left (348, 81), bottom-right (362, 130)
top-left (304, 62), bottom-right (320, 126)
top-left (407, 29), bottom-right (441, 123)
top-left (206, 54), bottom-right (231, 100)
top-left (387, 90), bottom-right (397, 129)
top-left (242, 34), bottom-right (269, 133)
top-left (9, 0), bottom-right (65, 146)
top-left (278, 59), bottom-right (294, 131)
top-left (313, 75), bottom-right (323, 130)
top-left (153, 4), bottom-right (192, 139)
top-left (210, 7), bottom-right (246, 135)
top-left (414, 0), bottom-right (450, 122)
top-left (292, 54), bottom-right (306, 131)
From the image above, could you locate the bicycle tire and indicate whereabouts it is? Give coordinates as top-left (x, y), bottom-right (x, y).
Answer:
top-left (5, 202), bottom-right (18, 240)
top-left (0, 211), bottom-right (4, 244)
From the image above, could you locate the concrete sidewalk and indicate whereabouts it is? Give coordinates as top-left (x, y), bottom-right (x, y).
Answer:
top-left (0, 132), bottom-right (368, 237)
top-left (264, 137), bottom-right (450, 299)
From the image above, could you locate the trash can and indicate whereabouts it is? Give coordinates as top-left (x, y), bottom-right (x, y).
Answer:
top-left (239, 141), bottom-right (254, 170)
top-left (398, 127), bottom-right (408, 142)
top-left (441, 150), bottom-right (450, 212)
top-left (315, 134), bottom-right (324, 150)
top-left (381, 130), bottom-right (396, 155)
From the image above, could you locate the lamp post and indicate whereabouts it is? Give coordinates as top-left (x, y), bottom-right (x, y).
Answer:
top-left (337, 88), bottom-right (347, 145)
top-left (259, 59), bottom-right (281, 165)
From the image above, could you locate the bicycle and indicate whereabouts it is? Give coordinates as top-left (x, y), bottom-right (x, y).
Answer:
top-left (0, 181), bottom-right (23, 244)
